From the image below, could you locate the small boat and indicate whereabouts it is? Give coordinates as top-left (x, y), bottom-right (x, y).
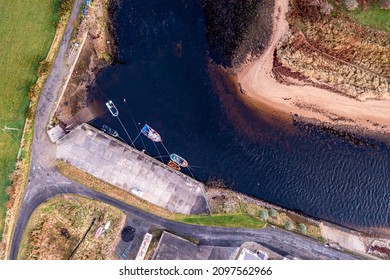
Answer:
top-left (104, 221), bottom-right (111, 231)
top-left (168, 160), bottom-right (181, 171)
top-left (141, 124), bottom-right (161, 142)
top-left (101, 124), bottom-right (118, 137)
top-left (94, 227), bottom-right (104, 238)
top-left (170, 153), bottom-right (188, 167)
top-left (106, 100), bottom-right (118, 117)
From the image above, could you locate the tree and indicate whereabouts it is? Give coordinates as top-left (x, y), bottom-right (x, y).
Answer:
top-left (298, 223), bottom-right (307, 234)
top-left (268, 208), bottom-right (278, 218)
top-left (284, 221), bottom-right (293, 230)
top-left (259, 210), bottom-right (268, 221)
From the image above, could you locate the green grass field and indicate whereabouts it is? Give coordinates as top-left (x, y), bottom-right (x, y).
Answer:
top-left (0, 0), bottom-right (61, 239)
top-left (178, 214), bottom-right (266, 229)
top-left (351, 5), bottom-right (390, 32)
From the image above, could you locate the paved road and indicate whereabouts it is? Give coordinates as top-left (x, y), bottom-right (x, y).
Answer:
top-left (9, 0), bottom-right (359, 261)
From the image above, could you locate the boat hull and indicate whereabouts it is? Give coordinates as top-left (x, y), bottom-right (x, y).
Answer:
top-left (101, 124), bottom-right (119, 137)
top-left (170, 153), bottom-right (188, 167)
top-left (105, 100), bottom-right (119, 117)
top-left (141, 124), bottom-right (161, 142)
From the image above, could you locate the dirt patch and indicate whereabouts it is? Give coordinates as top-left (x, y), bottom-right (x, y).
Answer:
top-left (18, 195), bottom-right (126, 260)
top-left (319, 222), bottom-right (375, 255)
top-left (368, 240), bottom-right (390, 259)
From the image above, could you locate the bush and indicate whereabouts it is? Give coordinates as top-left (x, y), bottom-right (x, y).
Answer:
top-left (259, 210), bottom-right (268, 221)
top-left (26, 106), bottom-right (35, 120)
top-left (268, 208), bottom-right (278, 218)
top-left (298, 223), bottom-right (307, 234)
top-left (58, 0), bottom-right (74, 18)
top-left (284, 221), bottom-right (292, 230)
top-left (37, 59), bottom-right (51, 76)
top-left (28, 84), bottom-right (40, 100)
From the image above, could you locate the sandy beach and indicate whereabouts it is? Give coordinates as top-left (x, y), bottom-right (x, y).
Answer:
top-left (236, 0), bottom-right (390, 137)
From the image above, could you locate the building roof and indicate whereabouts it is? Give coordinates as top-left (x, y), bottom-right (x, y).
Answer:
top-left (237, 248), bottom-right (269, 260)
top-left (152, 231), bottom-right (239, 260)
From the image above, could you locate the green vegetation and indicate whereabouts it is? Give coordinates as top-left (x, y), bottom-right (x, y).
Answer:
top-left (351, 5), bottom-right (390, 32)
top-left (58, 0), bottom-right (75, 19)
top-left (268, 208), bottom-right (278, 218)
top-left (0, 0), bottom-right (69, 239)
top-left (298, 223), bottom-right (307, 234)
top-left (207, 184), bottom-right (322, 239)
top-left (259, 210), bottom-right (269, 221)
top-left (284, 221), bottom-right (293, 230)
top-left (177, 214), bottom-right (266, 229)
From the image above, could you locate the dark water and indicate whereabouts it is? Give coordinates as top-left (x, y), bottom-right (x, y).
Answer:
top-left (90, 0), bottom-right (390, 229)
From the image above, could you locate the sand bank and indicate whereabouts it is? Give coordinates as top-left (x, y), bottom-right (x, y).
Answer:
top-left (236, 0), bottom-right (390, 137)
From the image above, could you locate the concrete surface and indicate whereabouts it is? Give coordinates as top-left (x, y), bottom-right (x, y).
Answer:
top-left (240, 241), bottom-right (284, 260)
top-left (47, 125), bottom-right (66, 143)
top-left (56, 123), bottom-right (209, 214)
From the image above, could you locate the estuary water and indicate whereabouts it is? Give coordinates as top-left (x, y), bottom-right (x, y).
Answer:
top-left (89, 0), bottom-right (390, 229)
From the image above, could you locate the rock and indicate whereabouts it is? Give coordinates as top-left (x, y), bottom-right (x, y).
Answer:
top-left (320, 2), bottom-right (333, 15)
top-left (344, 0), bottom-right (359, 11)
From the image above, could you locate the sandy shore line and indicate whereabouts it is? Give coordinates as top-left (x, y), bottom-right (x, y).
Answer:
top-left (236, 0), bottom-right (390, 137)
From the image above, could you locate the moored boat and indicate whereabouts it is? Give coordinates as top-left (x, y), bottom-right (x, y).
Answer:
top-left (105, 100), bottom-right (119, 117)
top-left (101, 124), bottom-right (119, 137)
top-left (167, 160), bottom-right (181, 171)
top-left (141, 124), bottom-right (161, 142)
top-left (94, 227), bottom-right (104, 238)
top-left (170, 153), bottom-right (188, 167)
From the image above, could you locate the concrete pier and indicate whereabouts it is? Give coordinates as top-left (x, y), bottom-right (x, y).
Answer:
top-left (56, 123), bottom-right (209, 214)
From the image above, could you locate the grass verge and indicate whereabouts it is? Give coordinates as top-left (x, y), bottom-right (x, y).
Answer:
top-left (0, 0), bottom-right (61, 241)
top-left (205, 184), bottom-right (322, 239)
top-left (18, 194), bottom-right (125, 260)
top-left (351, 5), bottom-right (390, 32)
top-left (177, 214), bottom-right (266, 229)
top-left (0, 0), bottom-right (75, 259)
